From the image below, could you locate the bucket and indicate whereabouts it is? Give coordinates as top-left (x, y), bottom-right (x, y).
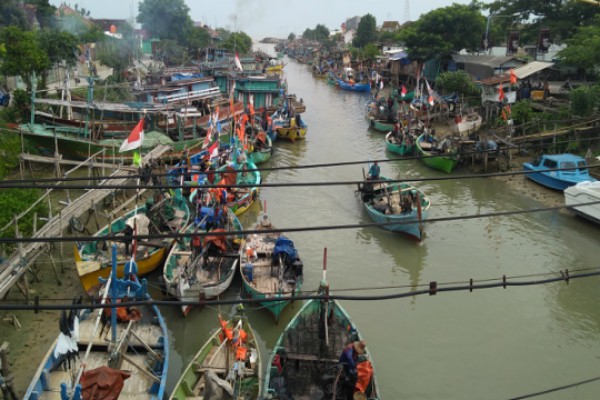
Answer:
top-left (243, 263), bottom-right (253, 282)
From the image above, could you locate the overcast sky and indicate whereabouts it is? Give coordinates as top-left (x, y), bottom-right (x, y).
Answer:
top-left (50, 0), bottom-right (492, 39)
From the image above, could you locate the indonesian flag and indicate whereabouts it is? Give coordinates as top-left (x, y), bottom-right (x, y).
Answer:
top-left (119, 119), bottom-right (144, 152)
top-left (234, 52), bottom-right (243, 71)
top-left (379, 79), bottom-right (384, 90)
top-left (207, 141), bottom-right (219, 159)
top-left (510, 69), bottom-right (518, 85)
top-left (428, 95), bottom-right (435, 106)
top-left (203, 127), bottom-right (212, 147)
top-left (498, 84), bottom-right (505, 101)
top-left (401, 84), bottom-right (407, 97)
top-left (249, 94), bottom-right (254, 116)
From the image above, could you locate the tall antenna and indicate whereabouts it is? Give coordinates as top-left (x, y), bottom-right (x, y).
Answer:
top-left (404, 0), bottom-right (410, 22)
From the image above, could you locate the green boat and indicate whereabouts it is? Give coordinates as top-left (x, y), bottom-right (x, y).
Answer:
top-left (368, 115), bottom-right (397, 133)
top-left (170, 309), bottom-right (262, 400)
top-left (263, 269), bottom-right (380, 399)
top-left (416, 133), bottom-right (460, 173)
top-left (248, 132), bottom-right (274, 165)
top-left (385, 131), bottom-right (415, 156)
top-left (19, 123), bottom-right (204, 162)
top-left (239, 213), bottom-right (303, 323)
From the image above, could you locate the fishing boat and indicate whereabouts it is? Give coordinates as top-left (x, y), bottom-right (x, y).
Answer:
top-left (189, 157), bottom-right (261, 215)
top-left (336, 78), bottom-right (371, 93)
top-left (523, 153), bottom-right (597, 191)
top-left (416, 133), bottom-right (460, 173)
top-left (25, 245), bottom-right (169, 400)
top-left (385, 131), bottom-right (415, 156)
top-left (450, 111), bottom-right (482, 137)
top-left (169, 309), bottom-right (261, 400)
top-left (357, 176), bottom-right (430, 240)
top-left (163, 208), bottom-right (243, 316)
top-left (564, 180), bottom-right (600, 225)
top-left (247, 130), bottom-right (274, 165)
top-left (272, 114), bottom-right (308, 142)
top-left (239, 213), bottom-right (303, 322)
top-left (368, 115), bottom-right (397, 133)
top-left (264, 258), bottom-right (380, 399)
top-left (74, 190), bottom-right (190, 293)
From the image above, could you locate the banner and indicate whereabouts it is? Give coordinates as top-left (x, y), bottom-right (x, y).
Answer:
top-left (507, 31), bottom-right (520, 55)
top-left (538, 28), bottom-right (550, 53)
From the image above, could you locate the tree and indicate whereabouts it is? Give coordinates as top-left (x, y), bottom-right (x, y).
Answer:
top-left (187, 26), bottom-right (212, 58)
top-left (0, 0), bottom-right (28, 29)
top-left (557, 15), bottom-right (600, 75)
top-left (37, 29), bottom-right (80, 88)
top-left (221, 31), bottom-right (253, 54)
top-left (25, 0), bottom-right (57, 29)
top-left (352, 14), bottom-right (378, 48)
top-left (288, 32), bottom-right (296, 41)
top-left (0, 27), bottom-right (50, 91)
top-left (137, 0), bottom-right (193, 44)
top-left (435, 70), bottom-right (481, 99)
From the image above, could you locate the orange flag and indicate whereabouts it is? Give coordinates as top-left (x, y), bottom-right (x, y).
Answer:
top-left (498, 85), bottom-right (505, 102)
top-left (510, 69), bottom-right (517, 85)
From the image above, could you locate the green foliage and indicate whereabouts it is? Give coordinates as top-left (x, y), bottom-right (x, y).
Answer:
top-left (95, 37), bottom-right (136, 81)
top-left (302, 24), bottom-right (330, 43)
top-left (0, 133), bottom-right (22, 178)
top-left (557, 15), bottom-right (600, 72)
top-left (288, 32), bottom-right (296, 41)
top-left (0, 188), bottom-right (49, 242)
top-left (187, 27), bottom-right (212, 56)
top-left (25, 0), bottom-right (57, 29)
top-left (570, 86), bottom-right (599, 118)
top-left (137, 0), bottom-right (193, 44)
top-left (511, 100), bottom-right (534, 125)
top-left (78, 24), bottom-right (105, 44)
top-left (0, 0), bottom-right (28, 29)
top-left (352, 14), bottom-right (378, 48)
top-left (0, 27), bottom-right (50, 90)
top-left (350, 43), bottom-right (380, 60)
top-left (156, 39), bottom-right (188, 66)
top-left (38, 29), bottom-right (80, 67)
top-left (435, 70), bottom-right (481, 98)
top-left (221, 32), bottom-right (253, 54)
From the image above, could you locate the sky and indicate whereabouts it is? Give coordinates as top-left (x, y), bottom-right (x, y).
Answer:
top-left (49, 0), bottom-right (492, 39)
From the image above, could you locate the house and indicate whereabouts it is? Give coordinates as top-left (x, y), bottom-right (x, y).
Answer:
top-left (480, 61), bottom-right (555, 104)
top-left (380, 21), bottom-right (400, 32)
top-left (345, 16), bottom-right (361, 31)
top-left (344, 28), bottom-right (356, 45)
top-left (450, 55), bottom-right (525, 80)
top-left (233, 76), bottom-right (282, 110)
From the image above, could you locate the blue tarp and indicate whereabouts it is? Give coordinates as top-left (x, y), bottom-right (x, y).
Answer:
top-left (272, 237), bottom-right (298, 262)
top-left (171, 73), bottom-right (204, 81)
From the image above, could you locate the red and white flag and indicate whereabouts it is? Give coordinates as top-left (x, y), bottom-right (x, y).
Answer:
top-left (234, 52), bottom-right (243, 71)
top-left (207, 141), bottom-right (219, 159)
top-left (428, 95), bottom-right (435, 106)
top-left (401, 84), bottom-right (408, 97)
top-left (119, 119), bottom-right (144, 152)
top-left (379, 80), bottom-right (384, 90)
top-left (203, 127), bottom-right (212, 147)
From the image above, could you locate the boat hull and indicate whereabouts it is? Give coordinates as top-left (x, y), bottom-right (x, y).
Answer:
top-left (385, 132), bottom-right (415, 156)
top-left (523, 163), bottom-right (593, 191)
top-left (337, 79), bottom-right (371, 92)
top-left (564, 181), bottom-right (600, 224)
top-left (275, 125), bottom-right (307, 142)
top-left (416, 134), bottom-right (459, 173)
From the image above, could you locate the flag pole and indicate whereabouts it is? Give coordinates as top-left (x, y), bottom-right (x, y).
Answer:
top-left (131, 112), bottom-right (146, 263)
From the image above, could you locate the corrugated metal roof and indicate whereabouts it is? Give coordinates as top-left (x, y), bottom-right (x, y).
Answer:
top-left (512, 61), bottom-right (554, 79)
top-left (452, 54), bottom-right (518, 68)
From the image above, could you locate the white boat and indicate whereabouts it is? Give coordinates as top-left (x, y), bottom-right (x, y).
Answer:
top-left (450, 112), bottom-right (482, 137)
top-left (564, 180), bottom-right (600, 225)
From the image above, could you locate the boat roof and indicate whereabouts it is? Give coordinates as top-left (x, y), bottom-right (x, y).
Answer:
top-left (541, 153), bottom-right (586, 162)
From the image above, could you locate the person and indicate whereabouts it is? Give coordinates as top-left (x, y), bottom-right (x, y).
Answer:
top-left (367, 161), bottom-right (380, 180)
top-left (339, 340), bottom-right (366, 399)
top-left (391, 123), bottom-right (401, 143)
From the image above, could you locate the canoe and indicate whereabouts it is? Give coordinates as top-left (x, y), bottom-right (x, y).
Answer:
top-left (74, 190), bottom-right (190, 293)
top-left (369, 117), bottom-right (396, 133)
top-left (248, 132), bottom-right (274, 165)
top-left (273, 116), bottom-right (308, 142)
top-left (26, 245), bottom-right (169, 400)
top-left (189, 158), bottom-right (261, 216)
top-left (239, 213), bottom-right (303, 322)
top-left (170, 310), bottom-right (262, 400)
top-left (358, 177), bottom-right (430, 240)
top-left (163, 209), bottom-right (243, 316)
top-left (264, 272), bottom-right (380, 399)
top-left (416, 133), bottom-right (460, 173)
top-left (385, 131), bottom-right (415, 156)
top-left (523, 153), bottom-right (597, 191)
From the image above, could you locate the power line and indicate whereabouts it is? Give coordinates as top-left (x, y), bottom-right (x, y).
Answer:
top-left (0, 268), bottom-right (596, 311)
top-left (1, 200), bottom-right (598, 244)
top-left (509, 375), bottom-right (600, 399)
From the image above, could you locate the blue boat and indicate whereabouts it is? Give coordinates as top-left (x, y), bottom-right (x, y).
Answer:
top-left (336, 78), bottom-right (371, 93)
top-left (25, 245), bottom-right (169, 400)
top-left (523, 153), bottom-right (597, 191)
top-left (358, 177), bottom-right (431, 240)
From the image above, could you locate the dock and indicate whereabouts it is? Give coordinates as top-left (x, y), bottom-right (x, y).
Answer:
top-left (0, 144), bottom-right (171, 300)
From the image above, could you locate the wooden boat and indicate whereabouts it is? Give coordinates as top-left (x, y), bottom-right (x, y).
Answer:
top-left (385, 131), bottom-right (415, 156)
top-left (336, 78), bottom-right (371, 93)
top-left (272, 115), bottom-right (308, 142)
top-left (248, 130), bottom-right (274, 165)
top-left (416, 133), bottom-right (460, 173)
top-left (157, 101), bottom-right (245, 132)
top-left (565, 180), bottom-right (600, 224)
top-left (20, 123), bottom-right (205, 162)
top-left (25, 245), bottom-right (169, 400)
top-left (163, 209), bottom-right (243, 316)
top-left (239, 213), bottom-right (303, 322)
top-left (74, 190), bottom-right (190, 293)
top-left (368, 115), bottom-right (397, 133)
top-left (264, 265), bottom-right (380, 399)
top-left (189, 158), bottom-right (261, 215)
top-left (523, 153), bottom-right (597, 191)
top-left (170, 310), bottom-right (262, 400)
top-left (358, 177), bottom-right (430, 240)
top-left (450, 111), bottom-right (482, 137)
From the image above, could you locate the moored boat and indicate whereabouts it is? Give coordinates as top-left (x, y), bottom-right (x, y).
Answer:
top-left (450, 111), bottom-right (482, 137)
top-left (26, 245), bottom-right (169, 400)
top-left (385, 131), bottom-right (415, 156)
top-left (264, 262), bottom-right (379, 399)
top-left (336, 78), bottom-right (371, 93)
top-left (272, 114), bottom-right (308, 142)
top-left (416, 133), bottom-right (460, 173)
top-left (169, 309), bottom-right (261, 400)
top-left (523, 153), bottom-right (597, 191)
top-left (358, 176), bottom-right (430, 240)
top-left (564, 180), bottom-right (600, 225)
top-left (163, 208), bottom-right (243, 316)
top-left (248, 131), bottom-right (274, 165)
top-left (74, 190), bottom-right (190, 293)
top-left (239, 213), bottom-right (303, 322)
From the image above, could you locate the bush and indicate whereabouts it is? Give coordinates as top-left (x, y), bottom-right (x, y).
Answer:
top-left (0, 188), bottom-right (49, 243)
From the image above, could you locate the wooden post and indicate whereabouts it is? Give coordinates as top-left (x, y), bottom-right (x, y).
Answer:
top-left (49, 252), bottom-right (62, 285)
top-left (33, 211), bottom-right (37, 234)
top-left (47, 193), bottom-right (53, 220)
top-left (58, 211), bottom-right (64, 272)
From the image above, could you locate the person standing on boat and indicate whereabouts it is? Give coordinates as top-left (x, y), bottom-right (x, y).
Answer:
top-left (339, 340), bottom-right (366, 399)
top-left (367, 161), bottom-right (380, 180)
